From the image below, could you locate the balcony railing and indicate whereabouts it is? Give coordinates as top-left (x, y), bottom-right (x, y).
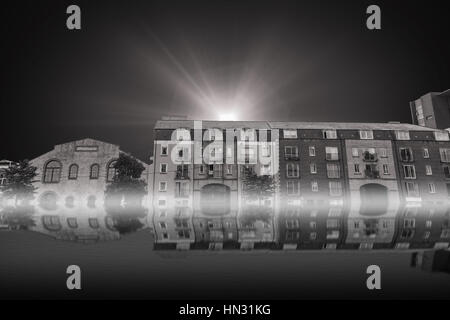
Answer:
top-left (364, 169), bottom-right (380, 179)
top-left (363, 152), bottom-right (378, 162)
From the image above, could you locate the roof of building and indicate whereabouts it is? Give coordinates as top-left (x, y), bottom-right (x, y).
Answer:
top-left (154, 120), bottom-right (441, 132)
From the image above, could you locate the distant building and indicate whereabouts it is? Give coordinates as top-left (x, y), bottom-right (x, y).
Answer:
top-left (29, 138), bottom-right (149, 230)
top-left (410, 89), bottom-right (450, 130)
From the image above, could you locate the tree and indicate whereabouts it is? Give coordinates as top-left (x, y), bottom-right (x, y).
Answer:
top-left (240, 166), bottom-right (276, 225)
top-left (0, 160), bottom-right (37, 229)
top-left (104, 153), bottom-right (147, 234)
top-left (1, 160), bottom-right (37, 204)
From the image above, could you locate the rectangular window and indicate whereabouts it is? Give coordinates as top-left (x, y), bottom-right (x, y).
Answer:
top-left (395, 131), bottom-right (410, 140)
top-left (159, 222), bottom-right (167, 229)
top-left (352, 148), bottom-right (359, 157)
top-left (160, 163), bottom-right (167, 173)
top-left (399, 147), bottom-right (414, 162)
top-left (444, 165), bottom-right (450, 178)
top-left (425, 220), bottom-right (432, 228)
top-left (199, 165), bottom-right (205, 174)
top-left (425, 165), bottom-right (432, 175)
top-left (403, 165), bottom-right (416, 179)
top-left (176, 164), bottom-right (189, 179)
top-left (354, 163), bottom-right (361, 174)
top-left (434, 131), bottom-right (450, 141)
top-left (325, 147), bottom-right (339, 160)
top-left (405, 182), bottom-right (419, 197)
top-left (322, 129), bottom-right (337, 139)
top-left (379, 148), bottom-right (388, 158)
top-left (423, 148), bottom-right (430, 158)
top-left (283, 129), bottom-right (297, 139)
top-left (286, 163), bottom-right (300, 178)
top-left (159, 181), bottom-right (167, 192)
top-left (310, 163), bottom-right (317, 174)
top-left (160, 145), bottom-right (168, 156)
top-left (311, 181), bottom-right (319, 192)
top-left (382, 164), bottom-right (389, 175)
top-left (329, 181), bottom-right (342, 196)
top-left (439, 148), bottom-right (450, 162)
top-left (287, 181), bottom-right (300, 195)
top-left (359, 130), bottom-right (374, 139)
top-left (428, 183), bottom-right (436, 194)
top-left (226, 164), bottom-right (233, 175)
top-left (326, 163), bottom-right (340, 178)
top-left (284, 146), bottom-right (299, 159)
top-left (309, 146), bottom-right (316, 156)
top-left (175, 181), bottom-right (190, 198)
top-left (261, 144), bottom-right (271, 157)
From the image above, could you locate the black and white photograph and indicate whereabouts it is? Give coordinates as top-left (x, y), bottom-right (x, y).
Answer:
top-left (1, 0), bottom-right (450, 310)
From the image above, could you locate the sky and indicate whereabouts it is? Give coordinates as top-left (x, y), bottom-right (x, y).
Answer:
top-left (1, 0), bottom-right (450, 162)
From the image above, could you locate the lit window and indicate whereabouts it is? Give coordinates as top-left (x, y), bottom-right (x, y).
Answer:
top-left (283, 129), bottom-right (297, 139)
top-left (359, 130), bottom-right (373, 139)
top-left (425, 165), bottom-right (432, 175)
top-left (352, 148), bottom-right (359, 157)
top-left (323, 130), bottom-right (337, 139)
top-left (325, 147), bottom-right (339, 160)
top-left (434, 131), bottom-right (450, 141)
top-left (395, 131), bottom-right (410, 140)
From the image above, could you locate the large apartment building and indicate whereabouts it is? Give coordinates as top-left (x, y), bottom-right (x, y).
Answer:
top-left (149, 120), bottom-right (450, 250)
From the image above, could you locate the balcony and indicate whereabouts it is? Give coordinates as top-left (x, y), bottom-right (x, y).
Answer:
top-left (363, 151), bottom-right (378, 162)
top-left (364, 169), bottom-right (380, 179)
top-left (175, 172), bottom-right (190, 180)
top-left (285, 155), bottom-right (300, 161)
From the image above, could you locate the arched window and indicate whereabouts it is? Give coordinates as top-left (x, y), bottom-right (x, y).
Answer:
top-left (68, 164), bottom-right (78, 180)
top-left (43, 160), bottom-right (61, 183)
top-left (90, 164), bottom-right (100, 179)
top-left (107, 160), bottom-right (117, 182)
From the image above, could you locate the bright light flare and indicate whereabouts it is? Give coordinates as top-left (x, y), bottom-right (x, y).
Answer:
top-left (218, 112), bottom-right (238, 121)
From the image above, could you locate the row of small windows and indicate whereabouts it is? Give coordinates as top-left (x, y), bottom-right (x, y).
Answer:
top-left (286, 181), bottom-right (343, 196)
top-left (282, 129), bottom-right (450, 141)
top-left (285, 163), bottom-right (341, 178)
top-left (285, 146), bottom-right (339, 160)
top-left (43, 160), bottom-right (117, 183)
